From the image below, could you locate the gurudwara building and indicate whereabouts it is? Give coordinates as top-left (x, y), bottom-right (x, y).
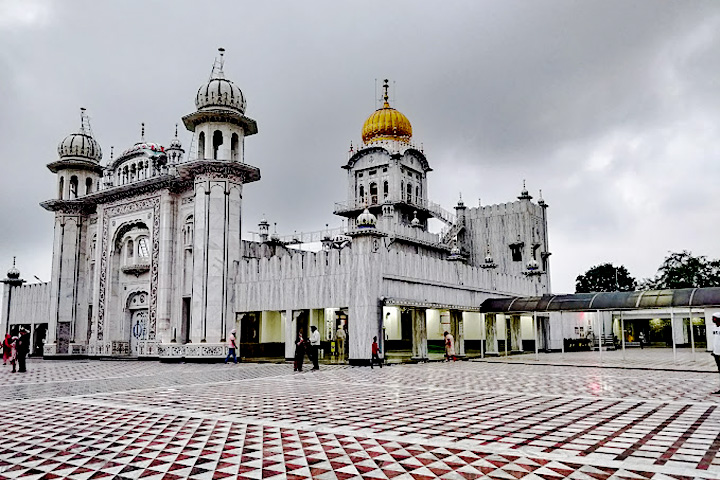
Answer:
top-left (1, 51), bottom-right (553, 363)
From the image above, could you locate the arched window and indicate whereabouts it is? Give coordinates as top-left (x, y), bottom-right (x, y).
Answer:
top-left (69, 176), bottom-right (78, 199)
top-left (415, 186), bottom-right (420, 203)
top-left (58, 176), bottom-right (64, 199)
top-left (183, 216), bottom-right (194, 247)
top-left (85, 178), bottom-right (92, 195)
top-left (126, 239), bottom-right (134, 261)
top-left (369, 183), bottom-right (378, 205)
top-left (122, 166), bottom-right (129, 184)
top-left (198, 131), bottom-right (205, 159)
top-left (212, 130), bottom-right (223, 160)
top-left (401, 181), bottom-right (404, 201)
top-left (137, 237), bottom-right (150, 260)
top-left (231, 133), bottom-right (239, 161)
top-left (383, 181), bottom-right (389, 199)
top-left (406, 183), bottom-right (413, 204)
top-left (359, 185), bottom-right (365, 204)
top-left (130, 163), bottom-right (137, 181)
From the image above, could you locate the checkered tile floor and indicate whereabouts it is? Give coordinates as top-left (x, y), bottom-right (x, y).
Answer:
top-left (0, 359), bottom-right (718, 479)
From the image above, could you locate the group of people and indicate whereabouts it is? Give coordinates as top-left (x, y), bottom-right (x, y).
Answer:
top-left (294, 325), bottom-right (321, 371)
top-left (2, 330), bottom-right (30, 373)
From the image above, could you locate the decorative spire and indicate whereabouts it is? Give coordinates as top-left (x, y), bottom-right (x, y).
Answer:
top-left (210, 47), bottom-right (226, 80)
top-left (80, 107), bottom-right (87, 133)
top-left (518, 179), bottom-right (532, 200)
top-left (382, 79), bottom-right (390, 107)
top-left (110, 146), bottom-right (114, 160)
top-left (538, 189), bottom-right (547, 208)
top-left (141, 123), bottom-right (145, 141)
top-left (175, 123), bottom-right (178, 138)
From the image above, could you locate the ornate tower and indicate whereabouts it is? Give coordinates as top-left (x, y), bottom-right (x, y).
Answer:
top-left (181, 48), bottom-right (260, 345)
top-left (43, 109), bottom-right (102, 354)
top-left (335, 80), bottom-right (433, 231)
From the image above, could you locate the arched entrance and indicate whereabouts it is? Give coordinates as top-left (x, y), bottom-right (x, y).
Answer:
top-left (127, 291), bottom-right (149, 356)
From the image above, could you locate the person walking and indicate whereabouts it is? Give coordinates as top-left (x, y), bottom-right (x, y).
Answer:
top-left (8, 336), bottom-right (17, 373)
top-left (638, 331), bottom-right (646, 350)
top-left (711, 313), bottom-right (720, 394)
top-left (16, 329), bottom-right (29, 373)
top-left (370, 336), bottom-right (382, 368)
top-left (294, 330), bottom-right (306, 372)
top-left (444, 330), bottom-right (456, 362)
top-left (309, 325), bottom-right (320, 370)
top-left (225, 328), bottom-right (238, 364)
top-left (2, 334), bottom-right (11, 366)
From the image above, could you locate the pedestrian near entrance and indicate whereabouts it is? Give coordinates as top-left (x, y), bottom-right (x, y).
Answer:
top-left (711, 313), bottom-right (720, 394)
top-left (2, 334), bottom-right (11, 365)
top-left (444, 330), bottom-right (456, 362)
top-left (294, 330), bottom-right (306, 372)
top-left (371, 336), bottom-right (382, 368)
top-left (225, 328), bottom-right (238, 364)
top-left (336, 325), bottom-right (346, 362)
top-left (309, 326), bottom-right (320, 370)
top-left (638, 331), bottom-right (646, 349)
top-left (16, 329), bottom-right (29, 373)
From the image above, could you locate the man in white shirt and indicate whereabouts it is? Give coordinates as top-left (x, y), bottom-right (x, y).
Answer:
top-left (309, 325), bottom-right (321, 370)
top-left (711, 313), bottom-right (720, 394)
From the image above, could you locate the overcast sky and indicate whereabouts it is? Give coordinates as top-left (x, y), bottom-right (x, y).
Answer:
top-left (1, 0), bottom-right (720, 293)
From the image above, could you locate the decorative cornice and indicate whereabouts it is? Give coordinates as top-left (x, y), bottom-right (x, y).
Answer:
top-left (177, 160), bottom-right (261, 184)
top-left (181, 109), bottom-right (258, 136)
top-left (47, 158), bottom-right (104, 174)
top-left (40, 199), bottom-right (96, 214)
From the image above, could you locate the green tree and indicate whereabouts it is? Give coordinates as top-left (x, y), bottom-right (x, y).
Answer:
top-left (641, 251), bottom-right (720, 289)
top-left (575, 263), bottom-right (636, 293)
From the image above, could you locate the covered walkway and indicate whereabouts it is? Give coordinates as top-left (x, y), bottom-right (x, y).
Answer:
top-left (480, 287), bottom-right (720, 364)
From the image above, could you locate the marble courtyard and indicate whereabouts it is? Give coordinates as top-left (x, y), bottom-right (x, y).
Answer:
top-left (0, 354), bottom-right (718, 479)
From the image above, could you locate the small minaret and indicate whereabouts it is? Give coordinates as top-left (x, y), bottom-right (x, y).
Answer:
top-left (166, 124), bottom-right (185, 164)
top-left (1, 258), bottom-right (25, 334)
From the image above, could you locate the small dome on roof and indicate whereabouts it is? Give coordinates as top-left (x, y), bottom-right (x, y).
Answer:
top-left (356, 207), bottom-right (377, 229)
top-left (6, 258), bottom-right (19, 279)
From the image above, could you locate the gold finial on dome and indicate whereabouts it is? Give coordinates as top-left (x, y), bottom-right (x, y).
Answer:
top-left (361, 79), bottom-right (412, 145)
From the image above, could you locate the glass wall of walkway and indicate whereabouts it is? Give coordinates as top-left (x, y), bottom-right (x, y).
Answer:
top-left (480, 287), bottom-right (720, 365)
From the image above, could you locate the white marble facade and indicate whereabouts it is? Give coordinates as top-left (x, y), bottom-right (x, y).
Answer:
top-left (4, 57), bottom-right (554, 362)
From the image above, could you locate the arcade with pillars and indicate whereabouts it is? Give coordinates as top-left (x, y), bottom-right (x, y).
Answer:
top-left (234, 307), bottom-right (350, 362)
top-left (380, 302), bottom-right (485, 361)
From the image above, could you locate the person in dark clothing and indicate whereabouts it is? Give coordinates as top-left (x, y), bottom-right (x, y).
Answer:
top-left (294, 330), bottom-right (307, 372)
top-left (16, 329), bottom-right (29, 373)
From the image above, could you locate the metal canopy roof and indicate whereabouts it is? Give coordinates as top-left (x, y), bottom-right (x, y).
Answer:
top-left (480, 287), bottom-right (720, 313)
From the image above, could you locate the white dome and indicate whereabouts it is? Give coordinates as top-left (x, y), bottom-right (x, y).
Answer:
top-left (195, 77), bottom-right (246, 113)
top-left (356, 208), bottom-right (377, 229)
top-left (57, 132), bottom-right (102, 162)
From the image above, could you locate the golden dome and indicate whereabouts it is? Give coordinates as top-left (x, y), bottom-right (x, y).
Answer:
top-left (361, 80), bottom-right (412, 144)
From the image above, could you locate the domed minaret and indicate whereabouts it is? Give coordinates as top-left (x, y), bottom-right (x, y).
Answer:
top-left (180, 48), bottom-right (261, 345)
top-left (48, 108), bottom-right (103, 199)
top-left (182, 47), bottom-right (257, 162)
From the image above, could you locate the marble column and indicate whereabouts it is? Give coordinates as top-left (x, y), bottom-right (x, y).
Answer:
top-left (411, 308), bottom-right (428, 361)
top-left (48, 212), bottom-right (86, 354)
top-left (155, 192), bottom-right (175, 344)
top-left (283, 310), bottom-right (293, 360)
top-left (346, 233), bottom-right (383, 365)
top-left (510, 315), bottom-right (522, 352)
top-left (190, 175), bottom-right (243, 349)
top-left (449, 310), bottom-right (465, 357)
top-left (485, 313), bottom-right (498, 355)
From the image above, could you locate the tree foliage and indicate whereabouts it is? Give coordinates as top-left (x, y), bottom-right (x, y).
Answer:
top-left (641, 251), bottom-right (720, 289)
top-left (575, 263), bottom-right (636, 293)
